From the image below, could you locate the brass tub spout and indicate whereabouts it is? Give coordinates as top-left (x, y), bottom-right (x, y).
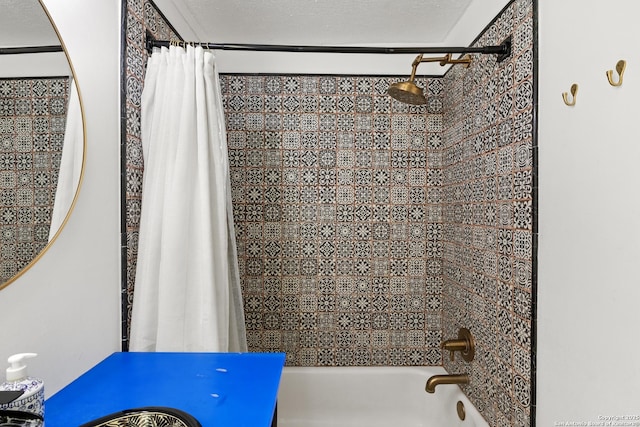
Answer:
top-left (425, 374), bottom-right (469, 393)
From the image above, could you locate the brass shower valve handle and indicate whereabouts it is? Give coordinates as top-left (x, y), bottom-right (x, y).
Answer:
top-left (443, 340), bottom-right (468, 361)
top-left (441, 328), bottom-right (475, 362)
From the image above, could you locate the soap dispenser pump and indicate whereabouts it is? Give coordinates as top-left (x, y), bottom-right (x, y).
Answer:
top-left (0, 353), bottom-right (44, 419)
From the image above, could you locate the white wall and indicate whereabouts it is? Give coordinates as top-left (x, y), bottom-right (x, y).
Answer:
top-left (538, 0), bottom-right (640, 424)
top-left (0, 0), bottom-right (121, 396)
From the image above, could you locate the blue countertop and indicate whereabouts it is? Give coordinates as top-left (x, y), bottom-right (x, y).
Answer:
top-left (45, 352), bottom-right (285, 427)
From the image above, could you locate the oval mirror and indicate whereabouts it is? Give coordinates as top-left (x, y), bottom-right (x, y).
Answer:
top-left (0, 0), bottom-right (85, 289)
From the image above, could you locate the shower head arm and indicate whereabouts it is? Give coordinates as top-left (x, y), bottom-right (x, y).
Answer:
top-left (406, 53), bottom-right (471, 83)
top-left (412, 53), bottom-right (472, 71)
top-left (408, 54), bottom-right (424, 81)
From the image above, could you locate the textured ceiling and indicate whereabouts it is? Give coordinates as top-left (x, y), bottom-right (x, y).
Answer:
top-left (172, 0), bottom-right (473, 45)
top-left (0, 0), bottom-right (70, 77)
top-left (0, 0), bottom-right (60, 48)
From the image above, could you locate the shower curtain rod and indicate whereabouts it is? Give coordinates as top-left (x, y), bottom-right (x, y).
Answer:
top-left (0, 45), bottom-right (63, 55)
top-left (145, 37), bottom-right (511, 60)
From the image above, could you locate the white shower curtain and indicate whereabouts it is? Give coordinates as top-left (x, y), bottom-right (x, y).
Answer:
top-left (130, 45), bottom-right (247, 352)
top-left (49, 77), bottom-right (83, 241)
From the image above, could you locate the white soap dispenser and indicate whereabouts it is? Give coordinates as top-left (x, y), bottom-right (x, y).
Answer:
top-left (0, 353), bottom-right (44, 418)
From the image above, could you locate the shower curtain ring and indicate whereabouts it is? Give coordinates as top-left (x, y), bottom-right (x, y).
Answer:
top-left (606, 59), bottom-right (626, 86)
top-left (562, 83), bottom-right (578, 106)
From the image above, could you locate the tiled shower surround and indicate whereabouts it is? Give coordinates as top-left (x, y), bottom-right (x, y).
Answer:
top-left (123, 0), bottom-right (534, 425)
top-left (440, 1), bottom-right (535, 425)
top-left (0, 77), bottom-right (69, 283)
top-left (222, 74), bottom-right (446, 366)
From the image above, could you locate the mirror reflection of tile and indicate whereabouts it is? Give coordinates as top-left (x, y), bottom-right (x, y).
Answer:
top-left (0, 77), bottom-right (70, 282)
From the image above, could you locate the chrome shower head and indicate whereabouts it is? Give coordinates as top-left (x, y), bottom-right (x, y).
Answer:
top-left (387, 80), bottom-right (427, 105)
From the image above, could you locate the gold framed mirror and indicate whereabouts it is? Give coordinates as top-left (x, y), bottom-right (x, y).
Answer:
top-left (0, 0), bottom-right (85, 289)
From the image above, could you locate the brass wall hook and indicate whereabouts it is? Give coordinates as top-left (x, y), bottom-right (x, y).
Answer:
top-left (562, 83), bottom-right (578, 106)
top-left (606, 60), bottom-right (626, 86)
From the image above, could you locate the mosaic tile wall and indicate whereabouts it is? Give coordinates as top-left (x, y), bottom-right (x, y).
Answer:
top-left (440, 0), bottom-right (535, 425)
top-left (0, 77), bottom-right (69, 283)
top-left (221, 75), bottom-right (445, 366)
top-left (122, 0), bottom-right (179, 342)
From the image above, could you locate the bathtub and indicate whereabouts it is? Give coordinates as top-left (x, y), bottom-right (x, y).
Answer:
top-left (277, 366), bottom-right (488, 427)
